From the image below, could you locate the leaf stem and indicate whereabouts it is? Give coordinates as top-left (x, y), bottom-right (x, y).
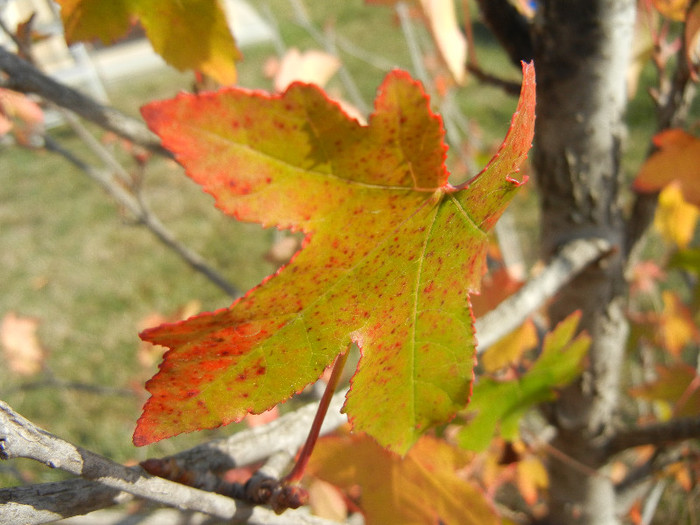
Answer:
top-left (283, 351), bottom-right (349, 485)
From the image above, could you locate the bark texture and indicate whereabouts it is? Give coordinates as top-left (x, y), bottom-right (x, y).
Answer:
top-left (530, 1), bottom-right (637, 523)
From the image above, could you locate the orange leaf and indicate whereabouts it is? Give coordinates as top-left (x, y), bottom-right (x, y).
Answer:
top-left (634, 129), bottom-right (700, 207)
top-left (0, 88), bottom-right (44, 146)
top-left (652, 0), bottom-right (690, 20)
top-left (659, 290), bottom-right (700, 356)
top-left (307, 434), bottom-right (498, 525)
top-left (1, 312), bottom-right (45, 376)
top-left (471, 267), bottom-right (524, 317)
top-left (686, 2), bottom-right (700, 79)
top-left (515, 456), bottom-right (548, 506)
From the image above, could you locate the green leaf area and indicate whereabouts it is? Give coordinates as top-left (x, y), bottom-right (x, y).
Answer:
top-left (459, 311), bottom-right (591, 451)
top-left (55, 0), bottom-right (240, 84)
top-left (135, 63), bottom-right (536, 455)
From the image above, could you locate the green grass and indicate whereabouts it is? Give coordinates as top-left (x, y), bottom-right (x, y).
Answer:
top-left (0, 0), bottom-right (686, 489)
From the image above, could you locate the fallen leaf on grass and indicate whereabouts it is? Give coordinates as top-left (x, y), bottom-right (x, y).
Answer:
top-left (1, 312), bottom-right (45, 376)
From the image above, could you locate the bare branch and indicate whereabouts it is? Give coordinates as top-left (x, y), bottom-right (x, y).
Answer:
top-left (625, 14), bottom-right (698, 258)
top-left (0, 392), bottom-right (347, 524)
top-left (168, 389), bottom-right (348, 473)
top-left (604, 416), bottom-right (700, 458)
top-left (0, 45), bottom-right (169, 156)
top-left (466, 63), bottom-right (522, 95)
top-left (0, 479), bottom-right (130, 524)
top-left (475, 237), bottom-right (613, 352)
top-left (473, 0), bottom-right (533, 67)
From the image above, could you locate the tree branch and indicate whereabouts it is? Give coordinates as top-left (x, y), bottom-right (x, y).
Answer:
top-left (42, 133), bottom-right (239, 298)
top-left (624, 12), bottom-right (698, 258)
top-left (475, 237), bottom-right (613, 352)
top-left (0, 392), bottom-right (347, 524)
top-left (473, 0), bottom-right (534, 67)
top-left (0, 45), bottom-right (169, 156)
top-left (604, 416), bottom-right (700, 458)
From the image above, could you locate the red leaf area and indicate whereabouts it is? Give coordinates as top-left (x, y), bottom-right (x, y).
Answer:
top-left (135, 63), bottom-right (536, 454)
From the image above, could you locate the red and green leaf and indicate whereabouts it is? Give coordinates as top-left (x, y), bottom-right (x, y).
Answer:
top-left (55, 0), bottom-right (240, 84)
top-left (134, 63), bottom-right (536, 454)
top-left (307, 433), bottom-right (499, 525)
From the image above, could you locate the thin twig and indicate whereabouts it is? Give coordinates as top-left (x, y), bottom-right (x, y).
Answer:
top-left (284, 353), bottom-right (349, 484)
top-left (288, 0), bottom-right (369, 115)
top-left (0, 45), bottom-right (169, 156)
top-left (395, 1), bottom-right (430, 89)
top-left (474, 237), bottom-right (614, 352)
top-left (625, 9), bottom-right (698, 258)
top-left (42, 134), bottom-right (239, 298)
top-left (466, 63), bottom-right (522, 95)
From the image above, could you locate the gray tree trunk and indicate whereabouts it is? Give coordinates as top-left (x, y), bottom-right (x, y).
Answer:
top-left (530, 1), bottom-right (637, 523)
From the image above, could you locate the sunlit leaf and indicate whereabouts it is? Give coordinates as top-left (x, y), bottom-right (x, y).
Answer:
top-left (135, 64), bottom-right (536, 453)
top-left (654, 183), bottom-right (699, 249)
top-left (633, 129), bottom-right (700, 207)
top-left (56, 0), bottom-right (240, 84)
top-left (458, 312), bottom-right (590, 451)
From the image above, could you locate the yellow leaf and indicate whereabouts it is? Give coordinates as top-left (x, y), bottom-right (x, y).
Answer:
top-left (308, 434), bottom-right (497, 525)
top-left (516, 456), bottom-right (548, 506)
top-left (654, 183), bottom-right (699, 249)
top-left (481, 319), bottom-right (538, 372)
top-left (652, 0), bottom-right (690, 20)
top-left (660, 291), bottom-right (700, 356)
top-left (56, 0), bottom-right (240, 85)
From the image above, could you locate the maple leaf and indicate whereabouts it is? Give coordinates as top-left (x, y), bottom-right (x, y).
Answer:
top-left (135, 63), bottom-right (536, 453)
top-left (55, 0), bottom-right (240, 85)
top-left (307, 434), bottom-right (499, 525)
top-left (459, 312), bottom-right (590, 451)
top-left (629, 363), bottom-right (700, 418)
top-left (633, 129), bottom-right (700, 207)
top-left (654, 182), bottom-right (699, 249)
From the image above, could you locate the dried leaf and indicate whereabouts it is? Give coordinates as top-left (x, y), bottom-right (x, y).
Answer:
top-left (420, 0), bottom-right (468, 84)
top-left (307, 434), bottom-right (499, 525)
top-left (273, 48), bottom-right (342, 92)
top-left (1, 312), bottom-right (45, 376)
